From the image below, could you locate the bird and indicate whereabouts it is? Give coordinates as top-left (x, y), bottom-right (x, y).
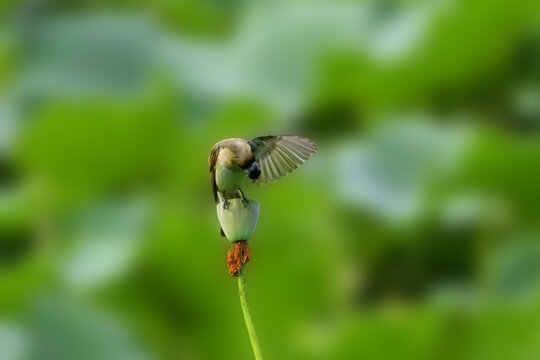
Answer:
top-left (209, 135), bottom-right (318, 209)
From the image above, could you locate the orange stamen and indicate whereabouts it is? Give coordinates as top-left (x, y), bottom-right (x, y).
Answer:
top-left (227, 240), bottom-right (250, 276)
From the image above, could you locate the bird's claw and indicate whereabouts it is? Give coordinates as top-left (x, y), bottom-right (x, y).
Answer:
top-left (238, 188), bottom-right (248, 207)
top-left (223, 198), bottom-right (231, 209)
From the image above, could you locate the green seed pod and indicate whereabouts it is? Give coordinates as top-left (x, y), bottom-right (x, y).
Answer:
top-left (217, 199), bottom-right (260, 243)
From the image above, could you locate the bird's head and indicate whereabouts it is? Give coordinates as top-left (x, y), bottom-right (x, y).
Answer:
top-left (243, 161), bottom-right (261, 180)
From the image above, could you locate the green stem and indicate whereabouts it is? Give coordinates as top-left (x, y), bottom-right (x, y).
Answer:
top-left (238, 270), bottom-right (263, 360)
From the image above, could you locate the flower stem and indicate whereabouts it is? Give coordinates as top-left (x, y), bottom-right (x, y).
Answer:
top-left (238, 270), bottom-right (263, 360)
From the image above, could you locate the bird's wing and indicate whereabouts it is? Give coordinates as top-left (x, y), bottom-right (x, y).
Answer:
top-left (209, 145), bottom-right (220, 202)
top-left (248, 135), bottom-right (318, 185)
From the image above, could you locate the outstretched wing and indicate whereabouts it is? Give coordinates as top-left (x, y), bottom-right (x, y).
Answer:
top-left (209, 145), bottom-right (220, 202)
top-left (248, 135), bottom-right (318, 185)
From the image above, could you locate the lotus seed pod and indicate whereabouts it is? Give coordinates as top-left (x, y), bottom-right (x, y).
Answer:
top-left (217, 199), bottom-right (260, 243)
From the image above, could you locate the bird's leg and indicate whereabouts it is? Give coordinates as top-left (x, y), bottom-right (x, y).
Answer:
top-left (222, 195), bottom-right (231, 210)
top-left (239, 188), bottom-right (248, 207)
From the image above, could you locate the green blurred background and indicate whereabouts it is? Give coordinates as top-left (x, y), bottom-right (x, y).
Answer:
top-left (1, 0), bottom-right (540, 359)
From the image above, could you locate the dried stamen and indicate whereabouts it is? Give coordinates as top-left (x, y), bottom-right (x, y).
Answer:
top-left (227, 240), bottom-right (250, 276)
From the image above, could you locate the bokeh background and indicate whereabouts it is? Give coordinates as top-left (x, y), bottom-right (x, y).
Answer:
top-left (1, 0), bottom-right (540, 359)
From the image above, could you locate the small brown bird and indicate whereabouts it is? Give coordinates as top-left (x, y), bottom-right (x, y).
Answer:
top-left (209, 135), bottom-right (318, 208)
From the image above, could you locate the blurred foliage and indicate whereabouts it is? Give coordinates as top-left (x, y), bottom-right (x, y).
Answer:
top-left (1, 0), bottom-right (540, 359)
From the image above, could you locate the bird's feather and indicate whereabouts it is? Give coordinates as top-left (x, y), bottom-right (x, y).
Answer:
top-left (209, 145), bottom-right (220, 202)
top-left (248, 135), bottom-right (318, 185)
